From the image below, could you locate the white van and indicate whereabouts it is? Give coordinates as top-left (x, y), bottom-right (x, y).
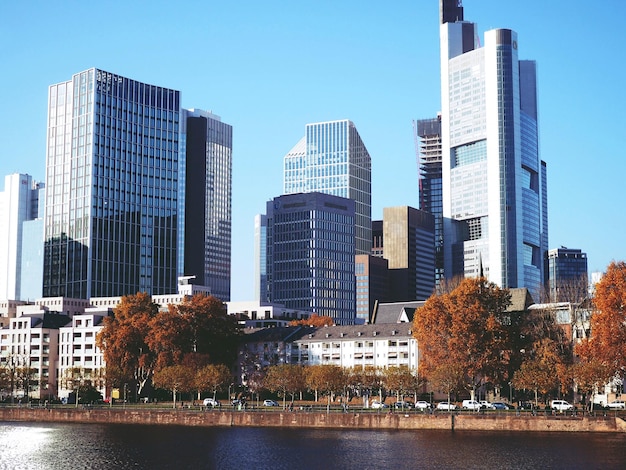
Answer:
top-left (462, 400), bottom-right (482, 410)
top-left (550, 400), bottom-right (573, 411)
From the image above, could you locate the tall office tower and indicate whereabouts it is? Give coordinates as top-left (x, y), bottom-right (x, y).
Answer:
top-left (253, 214), bottom-right (268, 302)
top-left (266, 192), bottom-right (356, 325)
top-left (179, 109), bottom-right (232, 301)
top-left (355, 254), bottom-right (389, 323)
top-left (43, 69), bottom-right (180, 299)
top-left (382, 206), bottom-right (435, 301)
top-left (284, 120), bottom-right (372, 254)
top-left (546, 247), bottom-right (588, 303)
top-left (439, 1), bottom-right (548, 300)
top-left (0, 174), bottom-right (44, 300)
top-left (415, 116), bottom-right (444, 286)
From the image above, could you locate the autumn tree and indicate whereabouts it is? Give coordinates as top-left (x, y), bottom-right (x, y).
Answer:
top-left (263, 364), bottom-right (306, 407)
top-left (512, 358), bottom-right (558, 408)
top-left (195, 363), bottom-right (232, 403)
top-left (306, 365), bottom-right (345, 409)
top-left (96, 292), bottom-right (160, 397)
top-left (413, 277), bottom-right (512, 398)
top-left (346, 366), bottom-right (383, 406)
top-left (383, 367), bottom-right (422, 403)
top-left (152, 365), bottom-right (195, 408)
top-left (289, 314), bottom-right (334, 327)
top-left (570, 359), bottom-right (612, 412)
top-left (575, 261), bottom-right (626, 378)
top-left (428, 361), bottom-right (465, 404)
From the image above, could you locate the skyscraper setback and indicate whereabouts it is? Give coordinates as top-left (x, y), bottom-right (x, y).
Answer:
top-left (43, 69), bottom-right (232, 300)
top-left (438, 1), bottom-right (548, 299)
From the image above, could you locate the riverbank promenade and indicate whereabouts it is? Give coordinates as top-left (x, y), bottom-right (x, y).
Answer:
top-left (2, 405), bottom-right (625, 433)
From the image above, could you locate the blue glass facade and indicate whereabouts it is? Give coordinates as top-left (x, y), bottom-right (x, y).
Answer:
top-left (266, 192), bottom-right (356, 325)
top-left (43, 69), bottom-right (180, 298)
top-left (284, 120), bottom-right (371, 255)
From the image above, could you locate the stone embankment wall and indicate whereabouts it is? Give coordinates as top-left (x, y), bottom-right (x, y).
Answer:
top-left (1, 408), bottom-right (625, 433)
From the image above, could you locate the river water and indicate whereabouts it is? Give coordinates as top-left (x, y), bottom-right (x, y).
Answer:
top-left (1, 422), bottom-right (625, 469)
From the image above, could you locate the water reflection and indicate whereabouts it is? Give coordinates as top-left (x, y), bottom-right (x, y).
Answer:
top-left (0, 422), bottom-right (624, 470)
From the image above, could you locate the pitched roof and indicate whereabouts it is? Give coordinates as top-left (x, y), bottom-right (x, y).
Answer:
top-left (506, 288), bottom-right (535, 312)
top-left (372, 301), bottom-right (425, 324)
top-left (295, 323), bottom-right (414, 342)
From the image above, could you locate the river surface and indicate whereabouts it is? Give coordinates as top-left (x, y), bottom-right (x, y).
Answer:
top-left (1, 422), bottom-right (625, 469)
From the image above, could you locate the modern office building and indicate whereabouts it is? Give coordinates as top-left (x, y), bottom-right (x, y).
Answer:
top-left (42, 70), bottom-right (233, 301)
top-left (415, 116), bottom-right (444, 286)
top-left (283, 120), bottom-right (372, 255)
top-left (355, 254), bottom-right (389, 324)
top-left (179, 108), bottom-right (232, 301)
top-left (546, 247), bottom-right (588, 303)
top-left (43, 69), bottom-right (181, 299)
top-left (265, 192), bottom-right (356, 325)
top-left (253, 214), bottom-right (268, 302)
top-left (439, 1), bottom-right (548, 301)
top-left (0, 174), bottom-right (45, 301)
top-left (381, 206), bottom-right (435, 301)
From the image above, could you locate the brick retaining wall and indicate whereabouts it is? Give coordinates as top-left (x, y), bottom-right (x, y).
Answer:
top-left (1, 408), bottom-right (624, 433)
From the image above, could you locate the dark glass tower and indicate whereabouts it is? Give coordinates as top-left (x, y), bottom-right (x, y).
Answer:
top-left (266, 192), bottom-right (356, 325)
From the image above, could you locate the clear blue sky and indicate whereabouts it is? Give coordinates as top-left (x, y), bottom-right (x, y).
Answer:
top-left (1, 1), bottom-right (624, 301)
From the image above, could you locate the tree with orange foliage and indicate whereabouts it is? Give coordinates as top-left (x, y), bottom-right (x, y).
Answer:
top-left (412, 277), bottom-right (512, 398)
top-left (96, 292), bottom-right (160, 397)
top-left (289, 314), bottom-right (334, 327)
top-left (575, 261), bottom-right (626, 378)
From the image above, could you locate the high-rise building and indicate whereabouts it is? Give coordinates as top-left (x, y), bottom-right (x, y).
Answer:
top-left (382, 206), bottom-right (435, 301)
top-left (179, 109), bottom-right (232, 301)
top-left (0, 174), bottom-right (44, 300)
top-left (546, 247), bottom-right (588, 303)
top-left (253, 214), bottom-right (268, 302)
top-left (439, 1), bottom-right (548, 300)
top-left (355, 254), bottom-right (389, 324)
top-left (266, 192), bottom-right (356, 325)
top-left (283, 120), bottom-right (372, 254)
top-left (43, 69), bottom-right (180, 298)
top-left (415, 116), bottom-right (443, 286)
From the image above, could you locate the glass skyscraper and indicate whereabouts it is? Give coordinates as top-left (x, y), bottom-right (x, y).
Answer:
top-left (439, 1), bottom-right (548, 300)
top-left (43, 69), bottom-right (180, 298)
top-left (283, 120), bottom-right (372, 255)
top-left (0, 174), bottom-right (44, 300)
top-left (266, 192), bottom-right (356, 325)
top-left (546, 247), bottom-right (588, 303)
top-left (179, 109), bottom-right (232, 301)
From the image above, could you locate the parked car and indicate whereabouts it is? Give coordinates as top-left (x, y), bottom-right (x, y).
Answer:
top-left (437, 401), bottom-right (457, 411)
top-left (371, 400), bottom-right (389, 409)
top-left (606, 400), bottom-right (625, 410)
top-left (491, 402), bottom-right (510, 410)
top-left (479, 401), bottom-right (495, 409)
top-left (517, 401), bottom-right (534, 410)
top-left (462, 400), bottom-right (482, 411)
top-left (263, 400), bottom-right (279, 407)
top-left (203, 398), bottom-right (220, 407)
top-left (550, 400), bottom-right (574, 411)
top-left (394, 401), bottom-right (413, 409)
top-left (414, 401), bottom-right (432, 410)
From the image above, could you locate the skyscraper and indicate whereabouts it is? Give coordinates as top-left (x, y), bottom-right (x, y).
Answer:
top-left (266, 192), bottom-right (356, 325)
top-left (546, 247), bottom-right (588, 303)
top-left (439, 1), bottom-right (548, 300)
top-left (179, 109), bottom-right (232, 301)
top-left (415, 116), bottom-right (443, 286)
top-left (43, 69), bottom-right (180, 298)
top-left (284, 120), bottom-right (372, 254)
top-left (0, 174), bottom-right (44, 300)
